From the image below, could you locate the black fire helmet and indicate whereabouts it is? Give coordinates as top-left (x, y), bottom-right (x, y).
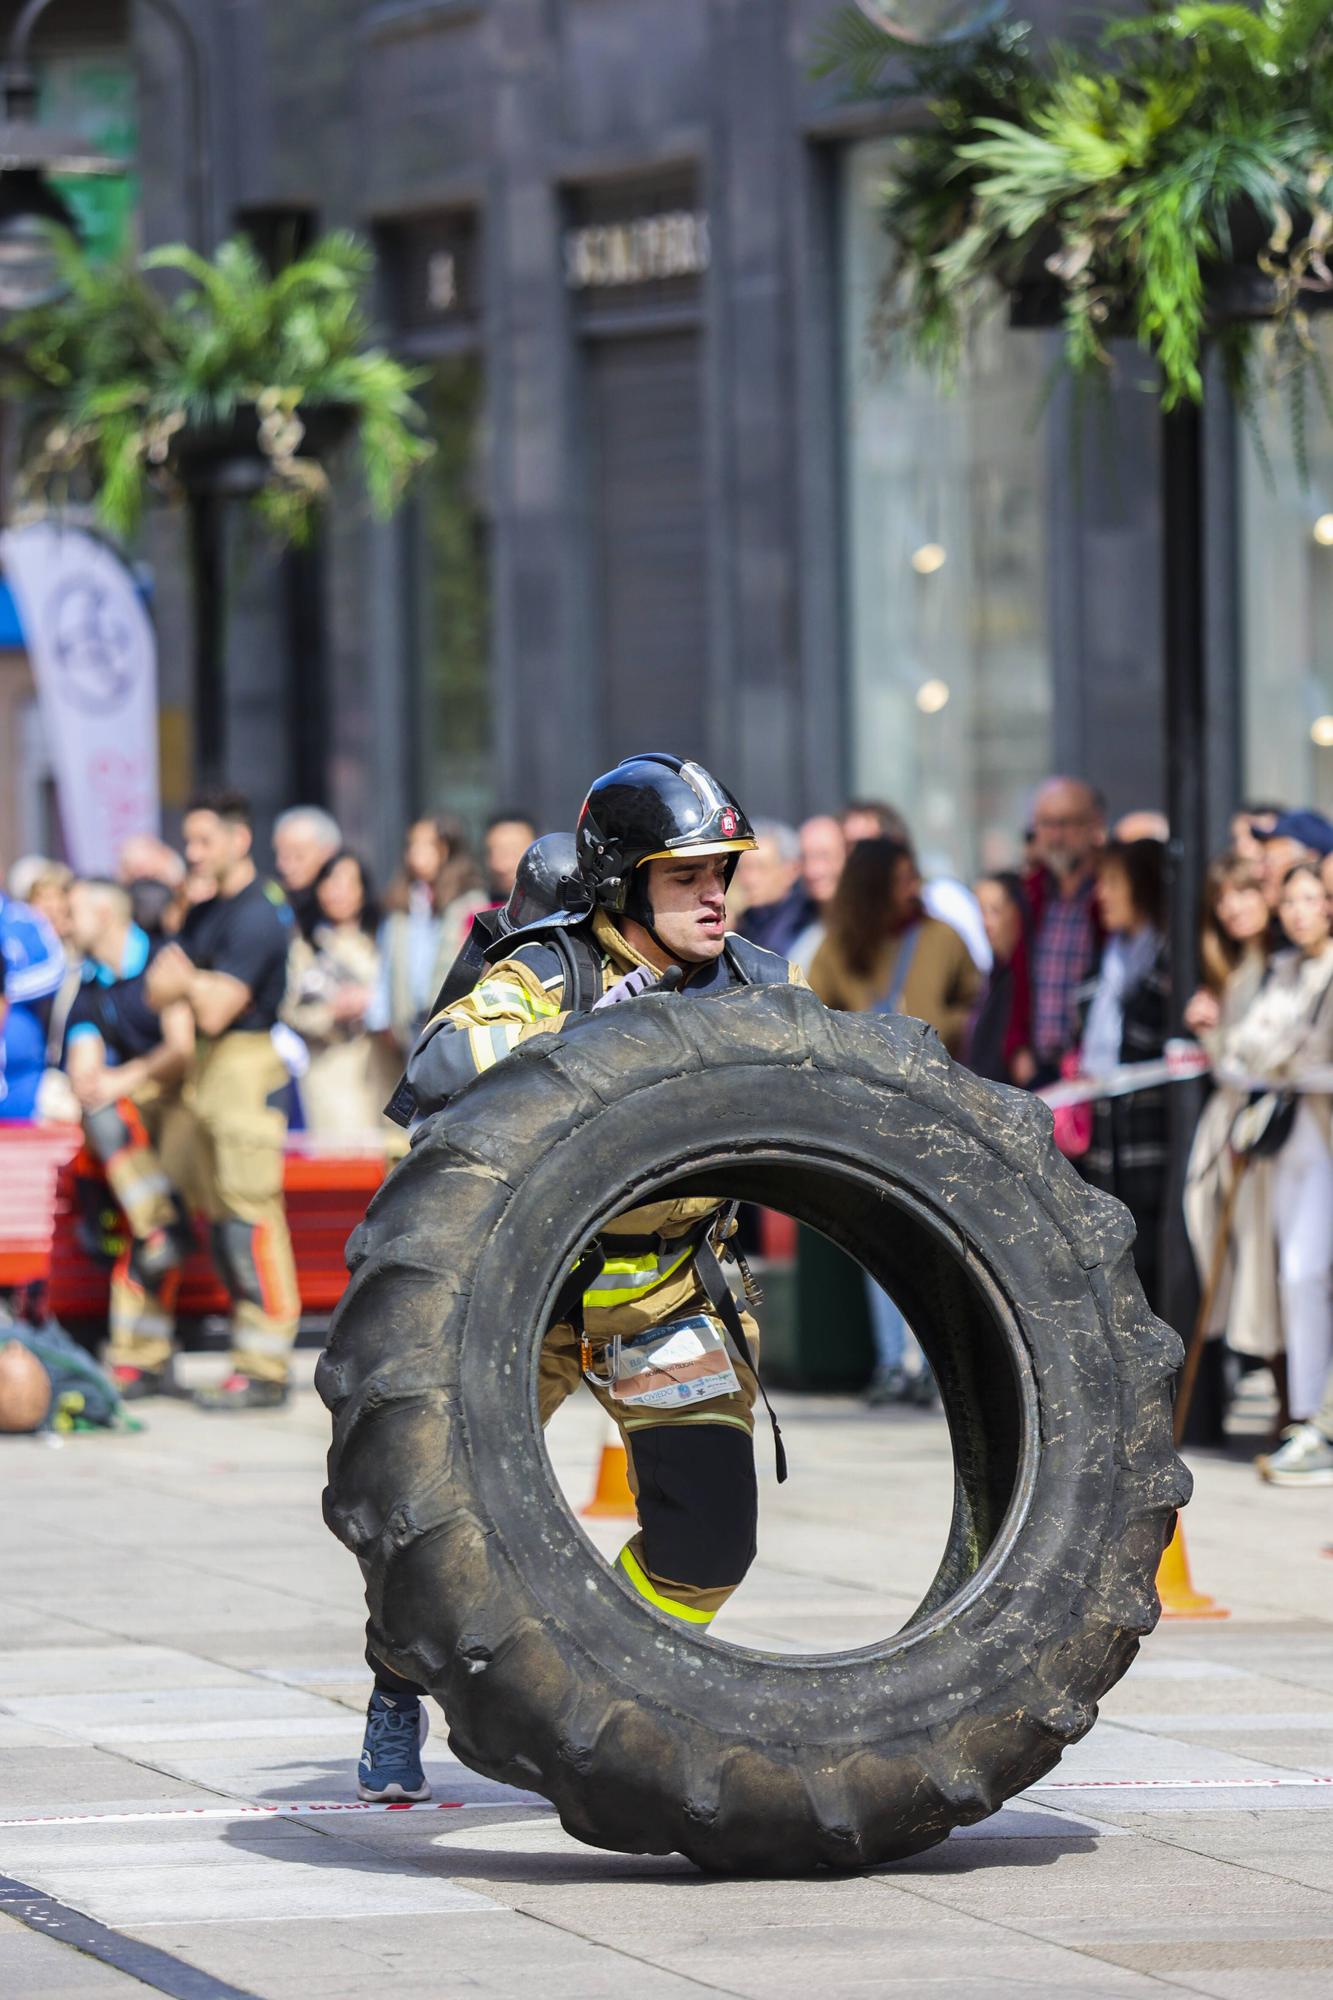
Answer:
top-left (574, 754), bottom-right (757, 917)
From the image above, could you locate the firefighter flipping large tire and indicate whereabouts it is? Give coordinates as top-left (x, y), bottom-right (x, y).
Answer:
top-left (319, 982), bottom-right (1189, 1873)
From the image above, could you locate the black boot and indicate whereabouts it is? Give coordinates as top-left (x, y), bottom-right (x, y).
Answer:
top-left (194, 1373), bottom-right (289, 1412)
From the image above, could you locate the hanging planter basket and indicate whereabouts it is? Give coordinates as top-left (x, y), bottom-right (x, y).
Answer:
top-left (1008, 203), bottom-right (1333, 336)
top-left (814, 4), bottom-right (1333, 435)
top-left (1, 228), bottom-right (432, 547)
top-left (171, 401), bottom-right (358, 500)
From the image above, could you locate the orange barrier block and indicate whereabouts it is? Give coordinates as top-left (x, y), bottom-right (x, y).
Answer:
top-left (581, 1418), bottom-right (636, 1519)
top-left (1156, 1518), bottom-right (1229, 1619)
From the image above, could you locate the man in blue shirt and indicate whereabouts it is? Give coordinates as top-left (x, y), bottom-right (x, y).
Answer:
top-left (0, 890), bottom-right (66, 1120)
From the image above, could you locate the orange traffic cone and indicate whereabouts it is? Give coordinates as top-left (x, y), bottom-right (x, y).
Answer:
top-left (581, 1416), bottom-right (636, 1518)
top-left (1156, 1518), bottom-right (1229, 1619)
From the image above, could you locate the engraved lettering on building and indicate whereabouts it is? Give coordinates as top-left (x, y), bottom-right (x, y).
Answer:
top-left (564, 211), bottom-right (710, 290)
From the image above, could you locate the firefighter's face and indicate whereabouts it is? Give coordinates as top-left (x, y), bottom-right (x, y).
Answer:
top-left (644, 855), bottom-right (730, 963)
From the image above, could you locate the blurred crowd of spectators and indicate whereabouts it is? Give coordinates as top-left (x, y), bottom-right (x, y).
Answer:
top-left (4, 771), bottom-right (1332, 1467)
top-left (729, 784), bottom-right (1333, 1466)
top-left (0, 805), bottom-right (537, 1140)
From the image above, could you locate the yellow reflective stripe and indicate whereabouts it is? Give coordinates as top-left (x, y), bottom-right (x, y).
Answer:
top-left (467, 1020), bottom-right (524, 1074)
top-left (583, 1242), bottom-right (695, 1307)
top-left (467, 1024), bottom-right (499, 1074)
top-left (619, 1411), bottom-right (752, 1435)
top-left (617, 1545), bottom-right (714, 1625)
top-left (467, 975), bottom-right (560, 1024)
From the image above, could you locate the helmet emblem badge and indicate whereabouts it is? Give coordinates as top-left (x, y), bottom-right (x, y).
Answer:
top-left (719, 807), bottom-right (738, 838)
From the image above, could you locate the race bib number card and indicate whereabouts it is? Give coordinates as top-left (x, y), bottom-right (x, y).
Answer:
top-left (608, 1313), bottom-right (740, 1411)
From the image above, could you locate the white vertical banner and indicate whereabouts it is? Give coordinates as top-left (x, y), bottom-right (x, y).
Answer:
top-left (1, 522), bottom-right (160, 874)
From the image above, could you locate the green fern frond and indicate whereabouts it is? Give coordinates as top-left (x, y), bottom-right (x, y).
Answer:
top-left (824, 0), bottom-right (1332, 462)
top-left (1167, 5), bottom-right (1279, 59)
top-left (809, 5), bottom-right (908, 89)
top-left (4, 228), bottom-right (431, 544)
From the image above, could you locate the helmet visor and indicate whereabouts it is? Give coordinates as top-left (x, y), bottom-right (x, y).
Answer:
top-left (635, 837), bottom-right (758, 866)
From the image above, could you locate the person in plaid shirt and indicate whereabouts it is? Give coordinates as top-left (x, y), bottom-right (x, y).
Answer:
top-left (1018, 777), bottom-right (1107, 1087)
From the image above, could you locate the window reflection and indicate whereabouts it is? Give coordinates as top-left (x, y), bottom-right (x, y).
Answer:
top-left (1241, 324), bottom-right (1333, 816)
top-left (840, 139), bottom-right (1052, 877)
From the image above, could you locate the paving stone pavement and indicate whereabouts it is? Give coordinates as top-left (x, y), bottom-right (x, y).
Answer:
top-left (0, 1350), bottom-right (1330, 1998)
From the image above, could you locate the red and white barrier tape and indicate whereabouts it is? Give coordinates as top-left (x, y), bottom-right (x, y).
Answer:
top-left (1033, 1775), bottom-right (1333, 1791)
top-left (0, 1800), bottom-right (481, 1828)
top-left (3, 1779), bottom-right (1330, 1831)
top-left (1037, 1045), bottom-right (1333, 1111)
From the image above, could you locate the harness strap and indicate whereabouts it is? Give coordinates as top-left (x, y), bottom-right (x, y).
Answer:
top-left (694, 1237), bottom-right (788, 1485)
top-left (549, 1247), bottom-right (606, 1335)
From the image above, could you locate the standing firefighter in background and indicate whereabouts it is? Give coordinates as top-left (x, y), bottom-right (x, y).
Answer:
top-left (145, 792), bottom-right (300, 1411)
top-left (354, 754), bottom-right (807, 1802)
top-left (63, 879), bottom-right (195, 1399)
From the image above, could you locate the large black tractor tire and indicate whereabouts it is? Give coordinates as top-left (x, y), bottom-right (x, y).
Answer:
top-left (318, 986), bottom-right (1189, 1873)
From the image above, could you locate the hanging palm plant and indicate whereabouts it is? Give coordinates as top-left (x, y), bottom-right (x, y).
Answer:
top-left (815, 1), bottom-right (1333, 441)
top-left (3, 228), bottom-right (433, 543)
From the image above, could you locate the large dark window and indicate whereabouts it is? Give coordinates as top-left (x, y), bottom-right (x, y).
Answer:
top-left (568, 169), bottom-right (710, 766)
top-left (586, 329), bottom-right (708, 760)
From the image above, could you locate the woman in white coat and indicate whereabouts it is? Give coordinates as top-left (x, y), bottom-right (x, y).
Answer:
top-left (1224, 863), bottom-right (1333, 1441)
top-left (1181, 855), bottom-right (1274, 1418)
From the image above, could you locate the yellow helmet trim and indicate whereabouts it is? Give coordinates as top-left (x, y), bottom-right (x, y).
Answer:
top-left (635, 839), bottom-right (758, 866)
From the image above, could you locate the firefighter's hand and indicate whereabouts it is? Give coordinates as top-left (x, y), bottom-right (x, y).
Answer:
top-left (591, 964), bottom-right (681, 1011)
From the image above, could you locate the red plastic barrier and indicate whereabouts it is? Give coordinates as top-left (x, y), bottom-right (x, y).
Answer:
top-left (0, 1123), bottom-right (85, 1286)
top-left (0, 1121), bottom-right (384, 1324)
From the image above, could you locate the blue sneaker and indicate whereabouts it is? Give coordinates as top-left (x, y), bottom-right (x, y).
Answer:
top-left (357, 1690), bottom-right (431, 1801)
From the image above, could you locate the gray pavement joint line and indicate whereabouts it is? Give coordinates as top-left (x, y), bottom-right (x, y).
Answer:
top-left (0, 1503), bottom-right (359, 1614)
top-left (4, 1536), bottom-right (347, 1619)
top-left (508, 1902), bottom-right (751, 2000)
top-left (725, 1554), bottom-right (925, 1601)
top-left (75, 1739), bottom-right (336, 1815)
top-left (0, 1590), bottom-right (373, 1719)
top-left (0, 1705), bottom-right (293, 1817)
top-left (863, 1867), bottom-right (1239, 1999)
top-left (0, 1734), bottom-right (266, 1815)
top-left (1092, 1808), bottom-right (1333, 1905)
top-left (0, 1870), bottom-right (264, 2000)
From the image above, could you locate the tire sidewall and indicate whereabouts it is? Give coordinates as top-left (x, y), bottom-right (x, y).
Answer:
top-left (443, 1050), bottom-right (1129, 1747)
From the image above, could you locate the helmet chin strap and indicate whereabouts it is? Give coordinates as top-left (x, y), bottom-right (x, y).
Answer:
top-left (624, 870), bottom-right (679, 964)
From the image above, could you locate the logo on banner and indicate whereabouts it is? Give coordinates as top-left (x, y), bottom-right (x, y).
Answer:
top-left (1, 522), bottom-right (160, 873)
top-left (50, 578), bottom-right (136, 714)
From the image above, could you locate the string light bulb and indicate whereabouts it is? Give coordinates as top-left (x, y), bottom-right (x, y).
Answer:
top-left (910, 542), bottom-right (947, 575)
top-left (916, 678), bottom-right (951, 714)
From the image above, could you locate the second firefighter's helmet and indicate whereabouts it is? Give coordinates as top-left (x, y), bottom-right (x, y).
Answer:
top-left (498, 831), bottom-right (588, 936)
top-left (575, 753), bottom-right (757, 914)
